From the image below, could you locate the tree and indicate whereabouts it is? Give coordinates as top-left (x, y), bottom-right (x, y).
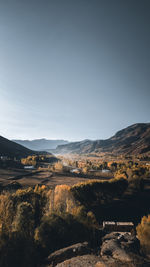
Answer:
top-left (70, 178), bottom-right (128, 207)
top-left (12, 202), bottom-right (34, 237)
top-left (136, 214), bottom-right (150, 253)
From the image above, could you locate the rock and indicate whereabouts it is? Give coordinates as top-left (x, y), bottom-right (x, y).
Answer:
top-left (101, 239), bottom-right (120, 256)
top-left (102, 232), bottom-right (140, 254)
top-left (112, 247), bottom-right (131, 262)
top-left (119, 233), bottom-right (140, 253)
top-left (44, 242), bottom-right (91, 266)
top-left (101, 239), bottom-right (132, 262)
top-left (55, 254), bottom-right (102, 267)
top-left (100, 232), bottom-right (141, 263)
top-left (102, 232), bottom-right (121, 242)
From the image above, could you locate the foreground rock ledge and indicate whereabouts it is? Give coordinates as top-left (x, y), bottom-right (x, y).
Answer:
top-left (56, 254), bottom-right (105, 267)
top-left (43, 235), bottom-right (150, 267)
top-left (44, 242), bottom-right (91, 267)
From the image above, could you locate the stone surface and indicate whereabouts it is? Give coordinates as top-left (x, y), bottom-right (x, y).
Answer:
top-left (102, 232), bottom-right (120, 242)
top-left (101, 239), bottom-right (131, 262)
top-left (101, 232), bottom-right (140, 263)
top-left (42, 233), bottom-right (149, 267)
top-left (56, 254), bottom-right (103, 267)
top-left (44, 242), bottom-right (91, 266)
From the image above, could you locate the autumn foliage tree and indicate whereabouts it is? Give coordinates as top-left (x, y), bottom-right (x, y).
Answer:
top-left (12, 202), bottom-right (34, 237)
top-left (136, 214), bottom-right (150, 253)
top-left (70, 178), bottom-right (128, 208)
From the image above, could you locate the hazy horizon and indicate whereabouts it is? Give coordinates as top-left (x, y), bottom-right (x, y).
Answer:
top-left (0, 0), bottom-right (150, 141)
top-left (5, 122), bottom-right (150, 142)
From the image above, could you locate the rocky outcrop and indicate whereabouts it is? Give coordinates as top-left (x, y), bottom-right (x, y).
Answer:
top-left (101, 232), bottom-right (140, 263)
top-left (44, 242), bottom-right (91, 267)
top-left (56, 254), bottom-right (103, 267)
top-left (42, 234), bottom-right (149, 267)
top-left (101, 239), bottom-right (131, 262)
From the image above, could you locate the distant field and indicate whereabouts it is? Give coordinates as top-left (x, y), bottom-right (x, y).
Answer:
top-left (0, 168), bottom-right (113, 189)
top-left (0, 168), bottom-right (30, 185)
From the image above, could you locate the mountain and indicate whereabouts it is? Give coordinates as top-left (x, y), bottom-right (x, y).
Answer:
top-left (12, 139), bottom-right (69, 151)
top-left (55, 123), bottom-right (150, 155)
top-left (0, 136), bottom-right (36, 158)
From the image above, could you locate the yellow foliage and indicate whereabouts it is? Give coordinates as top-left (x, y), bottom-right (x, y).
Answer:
top-left (46, 189), bottom-right (55, 213)
top-left (34, 185), bottom-right (46, 194)
top-left (0, 193), bottom-right (13, 232)
top-left (114, 173), bottom-right (127, 180)
top-left (54, 161), bottom-right (64, 171)
top-left (21, 155), bottom-right (37, 166)
top-left (46, 185), bottom-right (77, 215)
top-left (71, 178), bottom-right (109, 189)
top-left (54, 185), bottom-right (72, 213)
top-left (107, 162), bottom-right (113, 168)
top-left (14, 187), bottom-right (33, 196)
top-left (71, 205), bottom-right (85, 218)
top-left (82, 166), bottom-right (89, 174)
top-left (136, 215), bottom-right (150, 253)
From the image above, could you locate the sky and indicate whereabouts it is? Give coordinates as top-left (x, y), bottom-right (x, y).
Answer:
top-left (0, 0), bottom-right (150, 141)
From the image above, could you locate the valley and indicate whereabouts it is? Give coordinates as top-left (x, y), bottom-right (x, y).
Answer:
top-left (0, 123), bottom-right (150, 267)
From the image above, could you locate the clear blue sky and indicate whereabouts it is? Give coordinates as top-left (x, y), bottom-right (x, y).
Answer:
top-left (0, 0), bottom-right (150, 141)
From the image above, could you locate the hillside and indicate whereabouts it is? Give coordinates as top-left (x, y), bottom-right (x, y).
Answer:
top-left (0, 135), bottom-right (37, 158)
top-left (12, 138), bottom-right (69, 151)
top-left (55, 123), bottom-right (150, 155)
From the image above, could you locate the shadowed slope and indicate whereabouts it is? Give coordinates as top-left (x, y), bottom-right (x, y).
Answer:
top-left (0, 135), bottom-right (36, 158)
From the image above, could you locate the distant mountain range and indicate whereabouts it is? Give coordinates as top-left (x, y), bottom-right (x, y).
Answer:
top-left (12, 139), bottom-right (69, 151)
top-left (1, 123), bottom-right (150, 158)
top-left (0, 136), bottom-right (35, 158)
top-left (54, 123), bottom-right (150, 155)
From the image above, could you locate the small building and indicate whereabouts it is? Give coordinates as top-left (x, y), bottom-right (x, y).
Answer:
top-left (0, 156), bottom-right (8, 161)
top-left (103, 221), bottom-right (134, 233)
top-left (102, 169), bottom-right (110, 173)
top-left (24, 165), bottom-right (35, 170)
top-left (70, 168), bottom-right (81, 174)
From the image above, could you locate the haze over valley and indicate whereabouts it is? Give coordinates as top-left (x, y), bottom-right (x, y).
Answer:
top-left (12, 139), bottom-right (69, 151)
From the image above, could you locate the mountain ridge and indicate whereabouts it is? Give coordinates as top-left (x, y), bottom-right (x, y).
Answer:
top-left (54, 123), bottom-right (150, 155)
top-left (12, 139), bottom-right (69, 151)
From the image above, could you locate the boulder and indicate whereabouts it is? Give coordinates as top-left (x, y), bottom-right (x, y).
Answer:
top-left (44, 242), bottom-right (91, 266)
top-left (102, 232), bottom-right (121, 242)
top-left (101, 239), bottom-right (131, 262)
top-left (100, 232), bottom-right (140, 263)
top-left (56, 255), bottom-right (104, 267)
top-left (101, 239), bottom-right (120, 256)
top-left (119, 233), bottom-right (140, 253)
